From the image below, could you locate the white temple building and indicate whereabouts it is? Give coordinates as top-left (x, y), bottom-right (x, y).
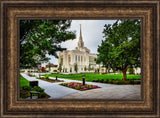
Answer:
top-left (58, 24), bottom-right (98, 73)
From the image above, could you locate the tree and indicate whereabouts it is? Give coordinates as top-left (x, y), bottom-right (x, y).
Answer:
top-left (128, 67), bottom-right (135, 75)
top-left (84, 66), bottom-right (87, 71)
top-left (70, 68), bottom-right (72, 73)
top-left (88, 64), bottom-right (91, 72)
top-left (97, 20), bottom-right (141, 80)
top-left (74, 63), bottom-right (78, 73)
top-left (97, 68), bottom-right (99, 73)
top-left (20, 20), bottom-right (76, 68)
top-left (48, 62), bottom-right (51, 72)
top-left (58, 60), bottom-right (63, 72)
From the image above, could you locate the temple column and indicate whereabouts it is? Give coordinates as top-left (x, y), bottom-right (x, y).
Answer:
top-left (80, 55), bottom-right (81, 65)
top-left (63, 52), bottom-right (66, 71)
top-left (71, 53), bottom-right (73, 65)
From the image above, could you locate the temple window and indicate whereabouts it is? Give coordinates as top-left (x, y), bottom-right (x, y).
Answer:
top-left (75, 55), bottom-right (77, 62)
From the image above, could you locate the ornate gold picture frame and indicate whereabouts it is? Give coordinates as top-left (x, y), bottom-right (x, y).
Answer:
top-left (0, 0), bottom-right (159, 117)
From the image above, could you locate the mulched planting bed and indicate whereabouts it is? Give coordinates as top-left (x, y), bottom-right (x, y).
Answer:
top-left (28, 74), bottom-right (36, 77)
top-left (92, 79), bottom-right (141, 85)
top-left (38, 93), bottom-right (50, 99)
top-left (60, 82), bottom-right (100, 91)
top-left (37, 77), bottom-right (64, 83)
top-left (20, 86), bottom-right (50, 99)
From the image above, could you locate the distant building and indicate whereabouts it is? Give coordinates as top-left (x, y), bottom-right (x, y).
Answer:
top-left (38, 65), bottom-right (42, 72)
top-left (58, 24), bottom-right (98, 73)
top-left (45, 64), bottom-right (58, 72)
top-left (134, 67), bottom-right (141, 75)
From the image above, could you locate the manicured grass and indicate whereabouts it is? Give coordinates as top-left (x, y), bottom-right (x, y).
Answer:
top-left (20, 74), bottom-right (30, 88)
top-left (48, 73), bottom-right (141, 82)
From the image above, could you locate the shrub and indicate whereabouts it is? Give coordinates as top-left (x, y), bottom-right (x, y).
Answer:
top-left (88, 84), bottom-right (92, 89)
top-left (20, 90), bottom-right (30, 98)
top-left (100, 79), bottom-right (104, 83)
top-left (62, 83), bottom-right (67, 86)
top-left (28, 73), bottom-right (34, 77)
top-left (53, 70), bottom-right (57, 72)
top-left (22, 86), bottom-right (32, 91)
top-left (113, 80), bottom-right (117, 84)
top-left (128, 79), bottom-right (141, 84)
top-left (126, 81), bottom-right (129, 84)
top-left (94, 79), bottom-right (99, 82)
top-left (132, 78), bottom-right (139, 80)
top-left (136, 80), bottom-right (141, 84)
top-left (75, 86), bottom-right (81, 90)
top-left (128, 68), bottom-right (135, 74)
top-left (133, 80), bottom-right (141, 84)
top-left (104, 79), bottom-right (109, 83)
top-left (129, 79), bottom-right (135, 84)
top-left (40, 92), bottom-right (46, 98)
top-left (116, 80), bottom-right (127, 85)
top-left (109, 79), bottom-right (113, 84)
top-left (44, 75), bottom-right (49, 80)
top-left (33, 86), bottom-right (44, 92)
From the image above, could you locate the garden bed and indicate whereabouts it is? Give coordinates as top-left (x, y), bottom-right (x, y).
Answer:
top-left (20, 86), bottom-right (50, 99)
top-left (37, 77), bottom-right (64, 83)
top-left (60, 82), bottom-right (100, 91)
top-left (27, 73), bottom-right (36, 77)
top-left (37, 74), bottom-right (64, 83)
top-left (92, 79), bottom-right (141, 85)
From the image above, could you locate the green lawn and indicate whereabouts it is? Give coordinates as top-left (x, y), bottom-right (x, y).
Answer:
top-left (48, 73), bottom-right (141, 82)
top-left (20, 74), bottom-right (30, 88)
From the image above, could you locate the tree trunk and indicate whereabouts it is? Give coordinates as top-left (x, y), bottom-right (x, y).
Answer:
top-left (122, 68), bottom-right (127, 81)
top-left (108, 69), bottom-right (110, 73)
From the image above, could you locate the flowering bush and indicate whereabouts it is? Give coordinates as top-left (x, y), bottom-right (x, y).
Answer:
top-left (92, 85), bottom-right (99, 88)
top-left (60, 82), bottom-right (100, 91)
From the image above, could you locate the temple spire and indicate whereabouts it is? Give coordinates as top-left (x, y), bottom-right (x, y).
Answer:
top-left (78, 24), bottom-right (84, 47)
top-left (79, 24), bottom-right (82, 40)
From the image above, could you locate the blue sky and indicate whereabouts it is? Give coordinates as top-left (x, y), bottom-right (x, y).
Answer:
top-left (42, 20), bottom-right (116, 66)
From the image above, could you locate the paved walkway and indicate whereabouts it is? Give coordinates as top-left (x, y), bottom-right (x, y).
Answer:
top-left (21, 73), bottom-right (141, 99)
top-left (62, 85), bottom-right (141, 99)
top-left (49, 77), bottom-right (141, 99)
top-left (21, 73), bottom-right (78, 99)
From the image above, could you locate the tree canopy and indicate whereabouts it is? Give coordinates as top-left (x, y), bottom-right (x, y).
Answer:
top-left (96, 20), bottom-right (141, 80)
top-left (74, 63), bottom-right (78, 73)
top-left (20, 20), bottom-right (76, 68)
